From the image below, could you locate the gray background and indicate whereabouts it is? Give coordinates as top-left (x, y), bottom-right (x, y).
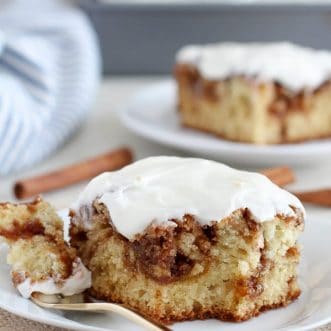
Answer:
top-left (79, 1), bottom-right (331, 74)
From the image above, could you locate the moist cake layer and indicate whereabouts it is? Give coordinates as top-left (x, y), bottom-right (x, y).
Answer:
top-left (70, 202), bottom-right (304, 322)
top-left (175, 59), bottom-right (331, 144)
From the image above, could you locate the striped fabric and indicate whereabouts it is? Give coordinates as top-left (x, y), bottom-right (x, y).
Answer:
top-left (0, 0), bottom-right (101, 175)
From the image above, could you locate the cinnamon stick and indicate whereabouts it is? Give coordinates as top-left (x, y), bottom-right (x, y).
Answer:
top-left (14, 147), bottom-right (134, 199)
top-left (261, 167), bottom-right (331, 207)
top-left (292, 189), bottom-right (331, 207)
top-left (260, 166), bottom-right (295, 187)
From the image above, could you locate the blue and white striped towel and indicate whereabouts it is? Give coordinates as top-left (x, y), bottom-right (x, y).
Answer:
top-left (0, 0), bottom-right (101, 175)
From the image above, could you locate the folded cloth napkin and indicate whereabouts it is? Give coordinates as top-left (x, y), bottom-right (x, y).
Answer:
top-left (0, 0), bottom-right (101, 175)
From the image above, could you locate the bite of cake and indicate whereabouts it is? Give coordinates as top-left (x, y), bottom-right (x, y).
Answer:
top-left (0, 197), bottom-right (91, 299)
top-left (175, 42), bottom-right (331, 144)
top-left (69, 156), bottom-right (305, 323)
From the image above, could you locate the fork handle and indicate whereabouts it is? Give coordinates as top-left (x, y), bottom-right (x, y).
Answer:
top-left (32, 299), bottom-right (171, 331)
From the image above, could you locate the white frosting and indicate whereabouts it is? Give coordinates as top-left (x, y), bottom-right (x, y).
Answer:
top-left (16, 258), bottom-right (91, 299)
top-left (176, 42), bottom-right (331, 92)
top-left (73, 156), bottom-right (304, 239)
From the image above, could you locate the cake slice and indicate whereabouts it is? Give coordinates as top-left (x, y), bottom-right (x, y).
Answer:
top-left (175, 42), bottom-right (331, 144)
top-left (69, 156), bottom-right (305, 323)
top-left (0, 197), bottom-right (91, 299)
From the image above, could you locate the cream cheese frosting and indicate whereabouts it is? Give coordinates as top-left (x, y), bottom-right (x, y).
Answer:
top-left (73, 156), bottom-right (304, 240)
top-left (16, 258), bottom-right (91, 298)
top-left (176, 42), bottom-right (331, 92)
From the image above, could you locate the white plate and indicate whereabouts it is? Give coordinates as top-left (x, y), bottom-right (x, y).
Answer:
top-left (119, 80), bottom-right (331, 167)
top-left (1, 215), bottom-right (331, 331)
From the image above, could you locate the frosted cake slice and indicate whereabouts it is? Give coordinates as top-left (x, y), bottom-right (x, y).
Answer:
top-left (69, 156), bottom-right (305, 323)
top-left (175, 42), bottom-right (331, 144)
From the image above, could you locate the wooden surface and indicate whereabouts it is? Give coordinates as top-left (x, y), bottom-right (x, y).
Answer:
top-left (0, 309), bottom-right (68, 331)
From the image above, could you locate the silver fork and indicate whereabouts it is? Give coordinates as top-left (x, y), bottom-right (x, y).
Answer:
top-left (31, 293), bottom-right (172, 331)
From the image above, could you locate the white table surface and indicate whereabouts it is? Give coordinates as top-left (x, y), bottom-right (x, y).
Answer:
top-left (1, 76), bottom-right (331, 223)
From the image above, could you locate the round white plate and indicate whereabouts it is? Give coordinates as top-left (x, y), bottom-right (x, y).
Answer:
top-left (119, 80), bottom-right (331, 167)
top-left (1, 215), bottom-right (331, 331)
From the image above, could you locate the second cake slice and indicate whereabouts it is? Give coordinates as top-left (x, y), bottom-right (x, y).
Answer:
top-left (175, 42), bottom-right (331, 144)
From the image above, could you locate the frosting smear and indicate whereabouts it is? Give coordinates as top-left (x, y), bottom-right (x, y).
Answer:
top-left (16, 258), bottom-right (91, 299)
